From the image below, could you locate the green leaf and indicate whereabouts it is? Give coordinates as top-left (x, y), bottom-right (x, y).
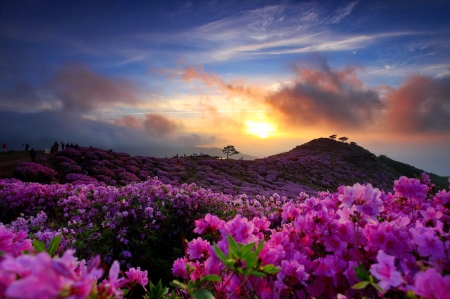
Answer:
top-left (192, 289), bottom-right (215, 299)
top-left (250, 270), bottom-right (267, 277)
top-left (213, 243), bottom-right (227, 262)
top-left (170, 280), bottom-right (187, 289)
top-left (352, 281), bottom-right (370, 290)
top-left (240, 242), bottom-right (255, 259)
top-left (121, 289), bottom-right (129, 295)
top-left (370, 282), bottom-right (384, 293)
top-left (227, 234), bottom-right (239, 258)
top-left (48, 235), bottom-right (62, 256)
top-left (199, 275), bottom-right (221, 283)
top-left (262, 265), bottom-right (281, 275)
top-left (254, 239), bottom-right (264, 256)
top-left (354, 265), bottom-right (370, 281)
top-left (405, 290), bottom-right (416, 299)
top-left (32, 240), bottom-right (46, 252)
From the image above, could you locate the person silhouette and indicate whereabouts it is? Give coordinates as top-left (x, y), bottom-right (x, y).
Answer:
top-left (30, 148), bottom-right (36, 162)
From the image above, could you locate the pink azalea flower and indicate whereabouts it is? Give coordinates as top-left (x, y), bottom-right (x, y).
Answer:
top-left (370, 250), bottom-right (403, 292)
top-left (125, 267), bottom-right (149, 290)
top-left (221, 215), bottom-right (259, 244)
top-left (394, 176), bottom-right (428, 200)
top-left (194, 213), bottom-right (225, 235)
top-left (99, 261), bottom-right (125, 297)
top-left (172, 257), bottom-right (188, 279)
top-left (414, 268), bottom-right (450, 299)
top-left (187, 237), bottom-right (211, 260)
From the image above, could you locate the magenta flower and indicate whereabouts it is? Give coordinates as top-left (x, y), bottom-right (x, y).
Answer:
top-left (414, 268), bottom-right (450, 299)
top-left (221, 215), bottom-right (259, 244)
top-left (187, 237), bottom-right (211, 260)
top-left (194, 213), bottom-right (225, 235)
top-left (275, 259), bottom-right (309, 293)
top-left (125, 267), bottom-right (149, 290)
top-left (370, 250), bottom-right (403, 292)
top-left (99, 261), bottom-right (125, 297)
top-left (394, 176), bottom-right (428, 200)
top-left (172, 257), bottom-right (188, 279)
top-left (338, 183), bottom-right (384, 223)
top-left (0, 225), bottom-right (33, 258)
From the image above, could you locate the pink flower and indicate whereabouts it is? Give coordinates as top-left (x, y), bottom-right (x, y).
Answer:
top-left (187, 237), bottom-right (211, 260)
top-left (125, 267), bottom-right (149, 290)
top-left (221, 215), bottom-right (259, 244)
top-left (338, 183), bottom-right (384, 223)
top-left (0, 225), bottom-right (33, 258)
top-left (410, 226), bottom-right (445, 259)
top-left (394, 176), bottom-right (428, 200)
top-left (275, 260), bottom-right (309, 294)
top-left (370, 250), bottom-right (403, 292)
top-left (99, 261), bottom-right (125, 297)
top-left (3, 252), bottom-right (62, 299)
top-left (194, 214), bottom-right (225, 235)
top-left (414, 269), bottom-right (450, 299)
top-left (172, 257), bottom-right (188, 279)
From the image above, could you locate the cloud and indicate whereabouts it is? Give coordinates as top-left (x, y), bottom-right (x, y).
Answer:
top-left (143, 113), bottom-right (183, 136)
top-left (112, 115), bottom-right (142, 128)
top-left (177, 134), bottom-right (217, 147)
top-left (385, 75), bottom-right (450, 133)
top-left (163, 63), bottom-right (264, 100)
top-left (265, 59), bottom-right (384, 130)
top-left (329, 1), bottom-right (358, 24)
top-left (49, 64), bottom-right (139, 113)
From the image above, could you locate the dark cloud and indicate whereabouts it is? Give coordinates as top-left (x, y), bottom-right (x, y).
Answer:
top-left (0, 81), bottom-right (49, 112)
top-left (49, 64), bottom-right (138, 113)
top-left (143, 114), bottom-right (183, 136)
top-left (385, 75), bottom-right (450, 133)
top-left (265, 61), bottom-right (383, 130)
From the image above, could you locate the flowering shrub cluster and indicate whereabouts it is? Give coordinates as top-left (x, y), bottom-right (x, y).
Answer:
top-left (13, 162), bottom-right (57, 183)
top-left (0, 225), bottom-right (149, 298)
top-left (3, 144), bottom-right (450, 299)
top-left (171, 174), bottom-right (450, 298)
top-left (0, 176), bottom-right (292, 283)
top-left (15, 138), bottom-right (439, 199)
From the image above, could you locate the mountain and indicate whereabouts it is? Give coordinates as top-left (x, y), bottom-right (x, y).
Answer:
top-left (7, 138), bottom-right (448, 199)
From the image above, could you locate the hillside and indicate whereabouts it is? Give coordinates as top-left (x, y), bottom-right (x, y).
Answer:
top-left (4, 138), bottom-right (448, 199)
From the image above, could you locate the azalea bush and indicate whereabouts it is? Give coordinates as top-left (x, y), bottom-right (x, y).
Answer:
top-left (169, 173), bottom-right (450, 298)
top-left (13, 162), bottom-right (57, 183)
top-left (0, 172), bottom-right (449, 298)
top-left (0, 177), bottom-right (290, 283)
top-left (0, 225), bottom-right (149, 298)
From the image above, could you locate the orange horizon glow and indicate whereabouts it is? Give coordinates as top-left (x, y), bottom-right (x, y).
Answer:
top-left (245, 121), bottom-right (275, 139)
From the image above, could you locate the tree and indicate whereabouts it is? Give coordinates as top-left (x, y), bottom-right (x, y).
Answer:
top-left (329, 135), bottom-right (337, 140)
top-left (339, 136), bottom-right (349, 142)
top-left (222, 145), bottom-right (239, 159)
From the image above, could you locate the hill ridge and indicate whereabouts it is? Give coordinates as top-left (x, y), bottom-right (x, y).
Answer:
top-left (3, 138), bottom-right (448, 198)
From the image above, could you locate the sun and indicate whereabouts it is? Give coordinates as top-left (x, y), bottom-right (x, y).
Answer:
top-left (245, 121), bottom-right (275, 139)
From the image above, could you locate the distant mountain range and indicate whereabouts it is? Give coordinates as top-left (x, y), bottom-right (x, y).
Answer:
top-left (9, 138), bottom-right (449, 198)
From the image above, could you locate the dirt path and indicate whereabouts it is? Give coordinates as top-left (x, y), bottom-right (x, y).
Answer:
top-left (0, 150), bottom-right (47, 179)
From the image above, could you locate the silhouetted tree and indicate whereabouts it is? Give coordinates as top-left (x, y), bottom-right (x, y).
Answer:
top-left (339, 137), bottom-right (348, 142)
top-left (329, 135), bottom-right (337, 140)
top-left (350, 141), bottom-right (357, 146)
top-left (222, 145), bottom-right (239, 159)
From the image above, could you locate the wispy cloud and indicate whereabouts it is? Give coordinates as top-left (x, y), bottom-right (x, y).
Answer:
top-left (329, 1), bottom-right (359, 24)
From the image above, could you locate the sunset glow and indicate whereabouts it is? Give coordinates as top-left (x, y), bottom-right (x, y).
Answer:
top-left (245, 121), bottom-right (275, 139)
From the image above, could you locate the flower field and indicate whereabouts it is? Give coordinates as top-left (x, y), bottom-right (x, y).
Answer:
top-left (1, 141), bottom-right (449, 298)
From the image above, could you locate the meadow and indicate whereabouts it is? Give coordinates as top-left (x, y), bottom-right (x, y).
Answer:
top-left (0, 140), bottom-right (449, 298)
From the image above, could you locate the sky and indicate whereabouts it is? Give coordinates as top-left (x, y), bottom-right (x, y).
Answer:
top-left (0, 0), bottom-right (449, 176)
